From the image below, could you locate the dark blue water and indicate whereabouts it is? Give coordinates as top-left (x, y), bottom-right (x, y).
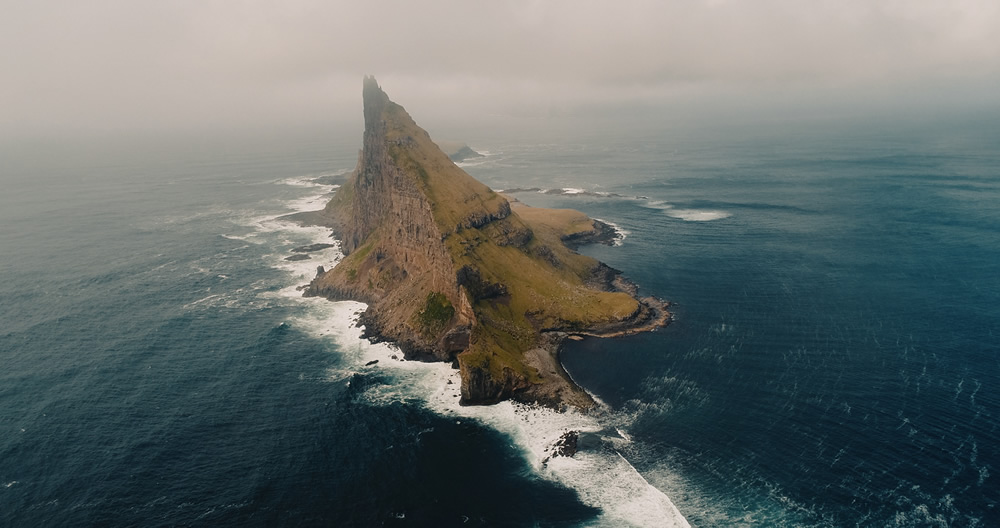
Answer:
top-left (0, 133), bottom-right (599, 527)
top-left (2, 119), bottom-right (999, 526)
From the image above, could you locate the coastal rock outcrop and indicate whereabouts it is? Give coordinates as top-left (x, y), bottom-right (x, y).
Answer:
top-left (435, 140), bottom-right (485, 162)
top-left (305, 76), bottom-right (669, 408)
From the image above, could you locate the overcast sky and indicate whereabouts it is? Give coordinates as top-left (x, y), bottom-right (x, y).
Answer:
top-left (3, 0), bottom-right (999, 137)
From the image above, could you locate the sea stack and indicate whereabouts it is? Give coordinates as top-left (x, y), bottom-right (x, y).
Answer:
top-left (306, 76), bottom-right (669, 408)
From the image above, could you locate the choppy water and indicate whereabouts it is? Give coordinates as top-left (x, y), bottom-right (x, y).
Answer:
top-left (2, 119), bottom-right (998, 526)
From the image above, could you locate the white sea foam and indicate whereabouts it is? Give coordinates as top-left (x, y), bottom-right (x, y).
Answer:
top-left (255, 178), bottom-right (691, 527)
top-left (284, 193), bottom-right (335, 215)
top-left (183, 293), bottom-right (224, 309)
top-left (562, 187), bottom-right (586, 194)
top-left (277, 169), bottom-right (350, 188)
top-left (641, 200), bottom-right (730, 221)
top-left (643, 200), bottom-right (673, 210)
top-left (455, 150), bottom-right (500, 168)
top-left (594, 218), bottom-right (629, 247)
top-left (666, 209), bottom-right (731, 222)
top-left (277, 177), bottom-right (324, 188)
top-left (181, 195), bottom-right (342, 312)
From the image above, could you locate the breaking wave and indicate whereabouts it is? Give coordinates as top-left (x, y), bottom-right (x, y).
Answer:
top-left (666, 209), bottom-right (731, 222)
top-left (594, 218), bottom-right (629, 246)
top-left (501, 188), bottom-right (731, 222)
top-left (641, 200), bottom-right (730, 221)
top-left (251, 179), bottom-right (691, 528)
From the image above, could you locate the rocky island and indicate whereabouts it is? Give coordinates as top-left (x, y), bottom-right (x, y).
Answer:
top-left (434, 140), bottom-right (485, 163)
top-left (305, 77), bottom-right (669, 409)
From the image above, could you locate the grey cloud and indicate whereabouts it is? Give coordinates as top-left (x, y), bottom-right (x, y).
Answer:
top-left (2, 0), bottom-right (998, 136)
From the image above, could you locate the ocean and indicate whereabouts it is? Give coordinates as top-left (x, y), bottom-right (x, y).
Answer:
top-left (1, 115), bottom-right (998, 527)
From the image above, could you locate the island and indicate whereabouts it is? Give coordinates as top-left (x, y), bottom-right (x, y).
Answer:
top-left (434, 140), bottom-right (485, 163)
top-left (305, 76), bottom-right (669, 409)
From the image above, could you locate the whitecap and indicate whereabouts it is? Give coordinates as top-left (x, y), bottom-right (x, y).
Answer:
top-left (277, 177), bottom-right (324, 188)
top-left (283, 193), bottom-right (335, 215)
top-left (552, 452), bottom-right (690, 527)
top-left (455, 159), bottom-right (488, 168)
top-left (276, 169), bottom-right (350, 188)
top-left (455, 151), bottom-right (500, 168)
top-left (594, 218), bottom-right (629, 246)
top-left (639, 199), bottom-right (730, 221)
top-left (666, 209), bottom-right (731, 222)
top-left (183, 293), bottom-right (223, 309)
top-left (641, 200), bottom-right (674, 211)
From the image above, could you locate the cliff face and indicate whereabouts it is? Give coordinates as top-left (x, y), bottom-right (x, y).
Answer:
top-left (308, 77), bottom-right (668, 408)
top-left (314, 77), bottom-right (479, 361)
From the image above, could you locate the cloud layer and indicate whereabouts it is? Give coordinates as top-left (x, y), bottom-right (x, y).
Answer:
top-left (3, 0), bottom-right (999, 135)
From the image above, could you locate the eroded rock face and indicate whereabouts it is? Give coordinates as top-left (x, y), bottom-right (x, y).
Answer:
top-left (350, 89), bottom-right (452, 292)
top-left (308, 78), bottom-right (472, 361)
top-left (306, 77), bottom-right (669, 408)
top-left (459, 359), bottom-right (530, 405)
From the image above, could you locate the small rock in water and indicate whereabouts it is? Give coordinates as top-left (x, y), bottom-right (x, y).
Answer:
top-left (555, 430), bottom-right (579, 457)
top-left (542, 430), bottom-right (579, 466)
top-left (365, 360), bottom-right (379, 366)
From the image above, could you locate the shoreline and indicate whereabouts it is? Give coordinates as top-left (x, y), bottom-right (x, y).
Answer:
top-left (528, 295), bottom-right (672, 410)
top-left (282, 207), bottom-right (670, 410)
top-left (273, 194), bottom-right (690, 528)
top-left (565, 296), bottom-right (672, 340)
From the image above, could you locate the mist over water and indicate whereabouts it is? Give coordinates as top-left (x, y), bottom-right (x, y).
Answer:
top-left (2, 116), bottom-right (998, 526)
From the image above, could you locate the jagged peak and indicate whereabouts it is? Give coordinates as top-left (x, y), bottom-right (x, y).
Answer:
top-left (354, 78), bottom-right (513, 237)
top-left (309, 79), bottom-right (668, 409)
top-left (363, 75), bottom-right (390, 132)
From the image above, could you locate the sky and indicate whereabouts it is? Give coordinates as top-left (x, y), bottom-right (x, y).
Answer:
top-left (3, 0), bottom-right (999, 138)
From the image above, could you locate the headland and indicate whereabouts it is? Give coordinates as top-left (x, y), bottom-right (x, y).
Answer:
top-left (302, 76), bottom-right (669, 409)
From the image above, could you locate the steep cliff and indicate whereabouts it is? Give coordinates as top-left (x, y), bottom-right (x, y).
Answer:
top-left (307, 77), bottom-right (669, 408)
